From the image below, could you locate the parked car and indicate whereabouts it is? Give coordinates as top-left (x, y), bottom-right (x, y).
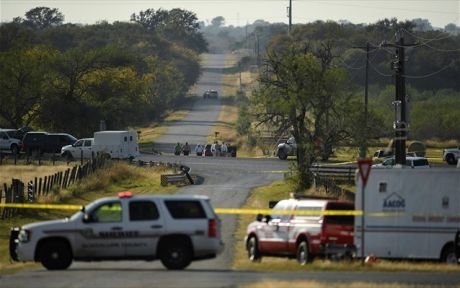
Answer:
top-left (10, 192), bottom-right (224, 270)
top-left (276, 136), bottom-right (297, 160)
top-left (0, 129), bottom-right (22, 154)
top-left (245, 196), bottom-right (355, 265)
top-left (443, 147), bottom-right (460, 165)
top-left (22, 132), bottom-right (77, 155)
top-left (203, 89), bottom-right (218, 99)
top-left (372, 156), bottom-right (430, 168)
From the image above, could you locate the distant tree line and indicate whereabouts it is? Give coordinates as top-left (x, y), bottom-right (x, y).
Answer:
top-left (0, 7), bottom-right (206, 137)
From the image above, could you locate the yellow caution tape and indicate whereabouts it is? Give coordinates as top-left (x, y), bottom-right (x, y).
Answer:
top-left (214, 208), bottom-right (361, 216)
top-left (0, 203), bottom-right (82, 210)
top-left (0, 203), bottom-right (405, 217)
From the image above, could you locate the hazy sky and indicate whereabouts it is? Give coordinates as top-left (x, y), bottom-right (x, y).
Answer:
top-left (1, 0), bottom-right (459, 28)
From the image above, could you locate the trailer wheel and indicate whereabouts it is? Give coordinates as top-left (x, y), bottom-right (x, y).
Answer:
top-left (441, 244), bottom-right (457, 264)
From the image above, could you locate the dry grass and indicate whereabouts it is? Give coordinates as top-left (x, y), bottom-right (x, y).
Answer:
top-left (241, 280), bottom-right (455, 288)
top-left (0, 164), bottom-right (76, 189)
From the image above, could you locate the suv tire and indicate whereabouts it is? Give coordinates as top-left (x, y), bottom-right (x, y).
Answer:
top-left (10, 144), bottom-right (19, 155)
top-left (38, 240), bottom-right (72, 270)
top-left (278, 149), bottom-right (288, 160)
top-left (160, 240), bottom-right (192, 270)
top-left (296, 241), bottom-right (311, 265)
top-left (446, 154), bottom-right (456, 165)
top-left (247, 236), bottom-right (262, 262)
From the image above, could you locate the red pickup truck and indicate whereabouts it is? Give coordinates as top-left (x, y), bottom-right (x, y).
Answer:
top-left (245, 197), bottom-right (355, 264)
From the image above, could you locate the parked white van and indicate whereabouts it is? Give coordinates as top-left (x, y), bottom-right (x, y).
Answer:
top-left (93, 131), bottom-right (139, 159)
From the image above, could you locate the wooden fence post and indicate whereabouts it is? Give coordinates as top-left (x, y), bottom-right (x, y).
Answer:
top-left (38, 177), bottom-right (42, 196)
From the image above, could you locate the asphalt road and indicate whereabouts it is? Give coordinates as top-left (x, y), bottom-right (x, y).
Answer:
top-left (152, 53), bottom-right (226, 155)
top-left (2, 54), bottom-right (459, 288)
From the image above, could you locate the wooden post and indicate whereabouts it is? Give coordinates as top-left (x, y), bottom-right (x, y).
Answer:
top-left (38, 177), bottom-right (42, 196)
top-left (34, 177), bottom-right (38, 199)
top-left (43, 176), bottom-right (48, 195)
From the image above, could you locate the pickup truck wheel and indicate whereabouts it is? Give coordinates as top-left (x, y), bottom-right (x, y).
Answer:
top-left (160, 240), bottom-right (192, 270)
top-left (278, 149), bottom-right (288, 160)
top-left (38, 240), bottom-right (72, 270)
top-left (296, 241), bottom-right (311, 265)
top-left (446, 154), bottom-right (456, 165)
top-left (247, 236), bottom-right (262, 262)
top-left (63, 152), bottom-right (73, 161)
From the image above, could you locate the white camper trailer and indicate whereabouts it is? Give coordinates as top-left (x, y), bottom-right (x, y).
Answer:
top-left (355, 167), bottom-right (460, 263)
top-left (93, 130), bottom-right (139, 159)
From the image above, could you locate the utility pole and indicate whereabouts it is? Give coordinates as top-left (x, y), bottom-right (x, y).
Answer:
top-left (288, 0), bottom-right (292, 34)
top-left (382, 30), bottom-right (416, 165)
top-left (353, 42), bottom-right (377, 159)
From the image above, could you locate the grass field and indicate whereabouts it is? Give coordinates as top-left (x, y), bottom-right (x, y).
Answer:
top-left (0, 163), bottom-right (76, 189)
top-left (0, 162), bottom-right (177, 274)
top-left (232, 179), bottom-right (460, 273)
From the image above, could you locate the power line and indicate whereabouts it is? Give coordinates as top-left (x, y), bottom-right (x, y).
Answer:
top-left (402, 63), bottom-right (454, 79)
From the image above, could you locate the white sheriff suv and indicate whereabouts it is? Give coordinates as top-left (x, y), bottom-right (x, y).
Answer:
top-left (10, 192), bottom-right (224, 270)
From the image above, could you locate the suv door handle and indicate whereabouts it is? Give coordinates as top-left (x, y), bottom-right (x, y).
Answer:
top-left (111, 226), bottom-right (123, 231)
top-left (151, 225), bottom-right (163, 229)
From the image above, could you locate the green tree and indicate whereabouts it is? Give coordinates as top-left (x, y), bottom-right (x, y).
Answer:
top-left (0, 46), bottom-right (55, 128)
top-left (253, 42), bottom-right (350, 190)
top-left (130, 8), bottom-right (207, 53)
top-left (23, 7), bottom-right (64, 29)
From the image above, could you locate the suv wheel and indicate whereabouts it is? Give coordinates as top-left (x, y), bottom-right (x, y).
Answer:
top-left (296, 241), bottom-right (311, 265)
top-left (278, 149), bottom-right (288, 160)
top-left (159, 240), bottom-right (192, 270)
top-left (446, 154), bottom-right (456, 165)
top-left (38, 240), bottom-right (72, 270)
top-left (10, 144), bottom-right (19, 155)
top-left (247, 236), bottom-right (262, 262)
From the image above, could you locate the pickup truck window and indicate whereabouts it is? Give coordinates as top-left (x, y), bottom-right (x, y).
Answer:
top-left (324, 203), bottom-right (354, 225)
top-left (90, 202), bottom-right (122, 223)
top-left (74, 140), bottom-right (83, 147)
top-left (294, 206), bottom-right (322, 220)
top-left (84, 140), bottom-right (92, 147)
top-left (165, 200), bottom-right (206, 219)
top-left (129, 201), bottom-right (159, 221)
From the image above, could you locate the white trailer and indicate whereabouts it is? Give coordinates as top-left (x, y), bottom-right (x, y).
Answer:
top-left (355, 167), bottom-right (460, 263)
top-left (93, 130), bottom-right (139, 159)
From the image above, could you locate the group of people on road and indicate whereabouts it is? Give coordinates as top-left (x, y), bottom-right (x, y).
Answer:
top-left (174, 141), bottom-right (229, 157)
top-left (174, 142), bottom-right (191, 156)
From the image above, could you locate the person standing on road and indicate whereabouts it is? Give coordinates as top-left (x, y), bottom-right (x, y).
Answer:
top-left (221, 142), bottom-right (228, 157)
top-left (215, 141), bottom-right (221, 157)
top-left (195, 143), bottom-right (204, 156)
top-left (174, 142), bottom-right (182, 156)
top-left (183, 142), bottom-right (191, 156)
top-left (211, 141), bottom-right (217, 156)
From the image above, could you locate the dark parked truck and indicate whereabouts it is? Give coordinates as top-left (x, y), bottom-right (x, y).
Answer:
top-left (10, 193), bottom-right (224, 270)
top-left (245, 196), bottom-right (355, 265)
